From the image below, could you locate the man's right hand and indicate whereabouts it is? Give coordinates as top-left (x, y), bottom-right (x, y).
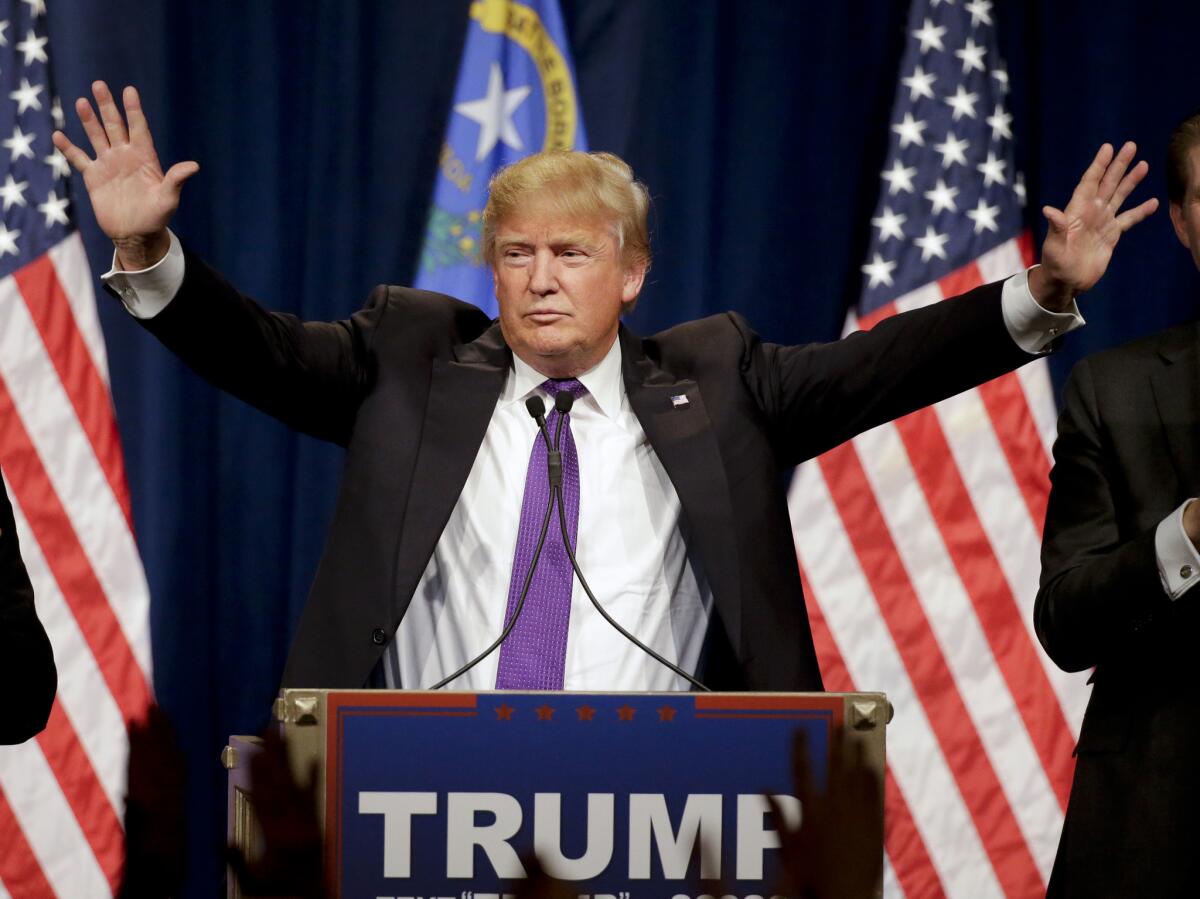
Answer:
top-left (52, 81), bottom-right (198, 270)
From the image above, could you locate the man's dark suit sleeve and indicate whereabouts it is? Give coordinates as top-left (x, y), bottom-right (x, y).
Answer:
top-left (0, 477), bottom-right (56, 744)
top-left (1034, 358), bottom-right (1165, 673)
top-left (738, 280), bottom-right (1031, 465)
top-left (131, 248), bottom-right (383, 446)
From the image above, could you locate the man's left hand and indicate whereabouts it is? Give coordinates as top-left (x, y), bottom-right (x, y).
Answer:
top-left (1031, 141), bottom-right (1159, 310)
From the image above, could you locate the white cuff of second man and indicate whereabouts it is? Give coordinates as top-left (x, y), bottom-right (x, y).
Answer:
top-left (1155, 499), bottom-right (1200, 599)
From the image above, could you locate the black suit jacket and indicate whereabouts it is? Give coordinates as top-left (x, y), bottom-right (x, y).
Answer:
top-left (0, 473), bottom-right (56, 744)
top-left (1037, 321), bottom-right (1200, 898)
top-left (136, 249), bottom-right (1028, 692)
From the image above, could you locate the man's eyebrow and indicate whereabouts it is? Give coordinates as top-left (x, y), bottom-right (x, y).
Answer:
top-left (496, 232), bottom-right (605, 250)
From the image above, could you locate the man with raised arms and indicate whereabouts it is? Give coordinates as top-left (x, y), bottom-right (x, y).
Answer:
top-left (53, 81), bottom-right (1155, 695)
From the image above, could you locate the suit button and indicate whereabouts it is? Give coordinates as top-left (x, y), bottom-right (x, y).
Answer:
top-left (371, 628), bottom-right (387, 645)
top-left (1182, 565), bottom-right (1194, 580)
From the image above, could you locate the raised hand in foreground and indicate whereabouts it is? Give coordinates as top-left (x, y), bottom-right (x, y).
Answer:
top-left (52, 81), bottom-right (198, 270)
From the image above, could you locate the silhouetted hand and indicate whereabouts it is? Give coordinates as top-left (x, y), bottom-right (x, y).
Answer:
top-left (510, 855), bottom-right (576, 899)
top-left (226, 726), bottom-right (326, 899)
top-left (118, 704), bottom-right (187, 898)
top-left (767, 727), bottom-right (884, 899)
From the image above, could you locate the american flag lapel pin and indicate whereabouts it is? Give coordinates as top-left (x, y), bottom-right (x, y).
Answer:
top-left (670, 394), bottom-right (690, 409)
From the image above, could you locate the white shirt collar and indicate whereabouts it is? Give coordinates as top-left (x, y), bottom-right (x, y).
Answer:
top-left (505, 334), bottom-right (625, 421)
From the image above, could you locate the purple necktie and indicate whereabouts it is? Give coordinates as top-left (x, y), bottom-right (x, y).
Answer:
top-left (495, 378), bottom-right (588, 690)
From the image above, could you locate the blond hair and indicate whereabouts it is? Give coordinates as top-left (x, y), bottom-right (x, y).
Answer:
top-left (482, 150), bottom-right (652, 272)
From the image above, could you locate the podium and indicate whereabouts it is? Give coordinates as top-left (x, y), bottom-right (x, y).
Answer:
top-left (226, 690), bottom-right (888, 898)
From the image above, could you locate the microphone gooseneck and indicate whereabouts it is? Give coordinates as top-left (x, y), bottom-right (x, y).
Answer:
top-left (429, 397), bottom-right (558, 689)
top-left (549, 391), bottom-right (711, 692)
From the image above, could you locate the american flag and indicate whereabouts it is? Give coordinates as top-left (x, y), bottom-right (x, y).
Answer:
top-left (0, 1), bottom-right (152, 896)
top-left (788, 1), bottom-right (1091, 896)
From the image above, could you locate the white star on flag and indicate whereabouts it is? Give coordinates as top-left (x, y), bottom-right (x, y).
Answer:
top-left (16, 30), bottom-right (48, 65)
top-left (0, 19), bottom-right (9, 47)
top-left (1014, 172), bottom-right (1027, 203)
top-left (911, 18), bottom-right (947, 53)
top-left (10, 77), bottom-right (42, 113)
top-left (924, 178), bottom-right (960, 214)
top-left (454, 61), bottom-right (532, 162)
top-left (0, 220), bottom-right (21, 256)
top-left (966, 197), bottom-right (1000, 232)
top-left (881, 159), bottom-right (917, 195)
top-left (37, 188), bottom-right (68, 226)
top-left (871, 206), bottom-right (907, 242)
top-left (977, 150), bottom-right (1007, 186)
top-left (901, 65), bottom-right (937, 101)
top-left (893, 112), bottom-right (928, 148)
top-left (3, 124), bottom-right (35, 160)
top-left (913, 224), bottom-right (950, 260)
top-left (50, 96), bottom-right (64, 128)
top-left (991, 67), bottom-right (1010, 94)
top-left (934, 131), bottom-right (970, 168)
top-left (944, 84), bottom-right (979, 120)
top-left (0, 173), bottom-right (27, 209)
top-left (955, 37), bottom-right (987, 73)
top-left (43, 148), bottom-right (69, 179)
top-left (21, 0), bottom-right (46, 16)
top-left (861, 252), bottom-right (897, 288)
top-left (986, 105), bottom-right (1013, 140)
top-left (965, 0), bottom-right (994, 26)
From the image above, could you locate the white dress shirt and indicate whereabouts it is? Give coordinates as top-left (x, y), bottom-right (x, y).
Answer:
top-left (383, 340), bottom-right (711, 690)
top-left (105, 232), bottom-right (1109, 689)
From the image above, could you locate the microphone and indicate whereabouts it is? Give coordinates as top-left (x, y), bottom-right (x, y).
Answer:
top-left (549, 391), bottom-right (710, 691)
top-left (429, 396), bottom-right (559, 689)
top-left (527, 395), bottom-right (565, 487)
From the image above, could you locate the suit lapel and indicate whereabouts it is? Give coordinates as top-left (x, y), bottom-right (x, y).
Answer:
top-left (1150, 323), bottom-right (1200, 500)
top-left (620, 328), bottom-right (743, 653)
top-left (391, 324), bottom-right (510, 613)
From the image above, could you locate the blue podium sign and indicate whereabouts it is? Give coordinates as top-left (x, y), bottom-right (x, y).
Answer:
top-left (306, 691), bottom-right (871, 899)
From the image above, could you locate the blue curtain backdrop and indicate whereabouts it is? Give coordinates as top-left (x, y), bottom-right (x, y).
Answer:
top-left (40, 1), bottom-right (1200, 894)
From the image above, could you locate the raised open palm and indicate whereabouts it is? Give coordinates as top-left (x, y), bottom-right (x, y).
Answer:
top-left (52, 81), bottom-right (197, 266)
top-left (1039, 142), bottom-right (1158, 298)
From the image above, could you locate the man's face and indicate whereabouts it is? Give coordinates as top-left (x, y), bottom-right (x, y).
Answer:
top-left (492, 206), bottom-right (645, 378)
top-left (1170, 144), bottom-right (1200, 272)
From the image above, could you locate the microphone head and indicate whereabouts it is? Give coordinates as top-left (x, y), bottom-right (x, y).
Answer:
top-left (554, 391), bottom-right (574, 414)
top-left (525, 395), bottom-right (547, 419)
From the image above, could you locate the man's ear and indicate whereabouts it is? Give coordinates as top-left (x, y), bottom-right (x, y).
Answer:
top-left (1170, 201), bottom-right (1190, 249)
top-left (621, 262), bottom-right (647, 306)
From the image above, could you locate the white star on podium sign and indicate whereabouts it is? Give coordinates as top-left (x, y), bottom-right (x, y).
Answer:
top-left (455, 61), bottom-right (532, 162)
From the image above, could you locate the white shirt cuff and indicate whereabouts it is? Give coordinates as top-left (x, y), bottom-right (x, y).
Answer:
top-left (1001, 266), bottom-right (1084, 354)
top-left (1155, 499), bottom-right (1200, 599)
top-left (101, 229), bottom-right (185, 320)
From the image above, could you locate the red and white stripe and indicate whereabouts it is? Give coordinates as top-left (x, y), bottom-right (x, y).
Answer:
top-left (0, 231), bottom-right (152, 897)
top-left (789, 234), bottom-right (1091, 898)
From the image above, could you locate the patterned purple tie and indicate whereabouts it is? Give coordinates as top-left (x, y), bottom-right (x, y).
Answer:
top-left (495, 378), bottom-right (588, 689)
